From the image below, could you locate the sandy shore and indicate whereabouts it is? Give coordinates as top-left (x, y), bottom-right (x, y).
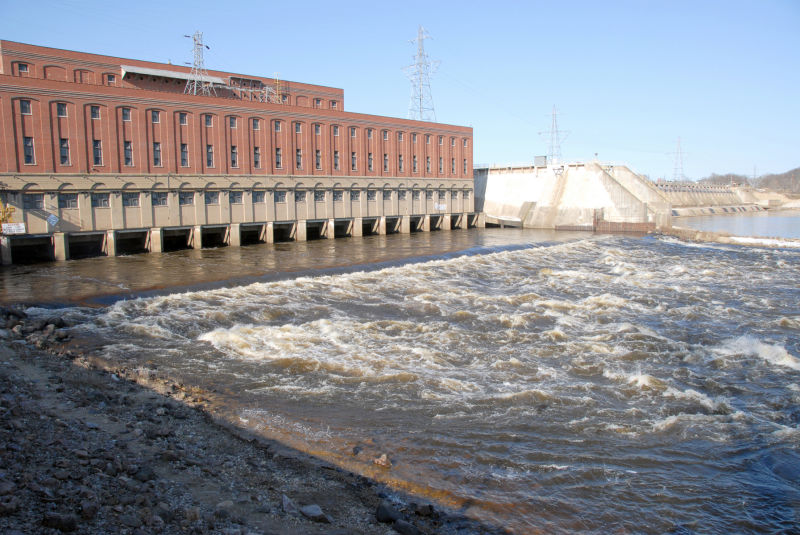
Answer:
top-left (0, 310), bottom-right (502, 535)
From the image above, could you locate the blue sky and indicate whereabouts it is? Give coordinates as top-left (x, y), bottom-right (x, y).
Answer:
top-left (2, 0), bottom-right (798, 180)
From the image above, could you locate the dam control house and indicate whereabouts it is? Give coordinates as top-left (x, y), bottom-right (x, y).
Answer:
top-left (0, 39), bottom-right (478, 264)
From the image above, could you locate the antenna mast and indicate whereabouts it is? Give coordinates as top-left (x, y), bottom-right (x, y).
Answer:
top-left (184, 31), bottom-right (215, 97)
top-left (405, 25), bottom-right (438, 122)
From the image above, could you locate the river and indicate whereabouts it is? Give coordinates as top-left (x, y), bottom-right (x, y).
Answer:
top-left (4, 228), bottom-right (800, 534)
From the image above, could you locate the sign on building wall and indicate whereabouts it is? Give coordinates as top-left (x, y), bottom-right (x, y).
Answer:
top-left (46, 214), bottom-right (59, 227)
top-left (2, 222), bottom-right (26, 235)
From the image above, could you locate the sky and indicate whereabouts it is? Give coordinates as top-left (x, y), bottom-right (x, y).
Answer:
top-left (1, 0), bottom-right (798, 180)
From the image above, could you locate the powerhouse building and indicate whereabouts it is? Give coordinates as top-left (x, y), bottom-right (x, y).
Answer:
top-left (0, 40), bottom-right (478, 264)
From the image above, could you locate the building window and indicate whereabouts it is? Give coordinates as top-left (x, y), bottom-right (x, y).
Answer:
top-left (383, 190), bottom-right (392, 200)
top-left (438, 135), bottom-right (443, 145)
top-left (350, 127), bottom-right (356, 137)
top-left (333, 190), bottom-right (343, 202)
top-left (229, 191), bottom-right (243, 204)
top-left (180, 143), bottom-right (188, 167)
top-left (107, 74), bottom-right (116, 85)
top-left (58, 193), bottom-right (78, 209)
top-left (463, 138), bottom-right (468, 148)
top-left (253, 147), bottom-right (261, 168)
top-left (451, 158), bottom-right (456, 174)
top-left (59, 138), bottom-right (69, 165)
top-left (426, 156), bottom-right (431, 173)
top-left (230, 116), bottom-right (237, 128)
top-left (412, 190), bottom-right (420, 200)
top-left (334, 150), bottom-right (340, 170)
top-left (439, 157), bottom-right (443, 174)
top-left (383, 130), bottom-right (388, 141)
top-left (383, 153), bottom-right (388, 172)
top-left (274, 120), bottom-right (281, 132)
top-left (151, 110), bottom-right (159, 123)
top-left (204, 191), bottom-right (220, 205)
top-left (464, 190), bottom-right (470, 200)
top-left (92, 140), bottom-right (102, 165)
top-left (314, 124), bottom-right (320, 135)
top-left (274, 191), bottom-right (286, 203)
top-left (451, 137), bottom-right (456, 147)
top-left (330, 100), bottom-right (338, 109)
top-left (122, 107), bottom-right (132, 121)
top-left (91, 105), bottom-right (100, 120)
top-left (231, 145), bottom-right (238, 167)
top-left (451, 191), bottom-right (458, 200)
top-left (91, 193), bottom-right (110, 208)
top-left (315, 149), bottom-right (321, 170)
top-left (398, 190), bottom-right (407, 201)
top-left (152, 192), bottom-right (168, 206)
top-left (439, 190), bottom-right (446, 200)
top-left (295, 122), bottom-right (301, 134)
top-left (179, 191), bottom-right (194, 205)
top-left (333, 125), bottom-right (339, 136)
top-left (351, 151), bottom-right (357, 171)
top-left (124, 141), bottom-right (134, 166)
top-left (367, 128), bottom-right (373, 139)
top-left (281, 94), bottom-right (288, 104)
top-left (398, 132), bottom-right (404, 142)
top-left (314, 190), bottom-right (325, 202)
top-left (20, 99), bottom-right (32, 115)
top-left (398, 154), bottom-right (404, 172)
top-left (18, 63), bottom-right (29, 74)
top-left (413, 155), bottom-right (418, 173)
top-left (56, 103), bottom-right (67, 117)
top-left (367, 190), bottom-right (377, 201)
top-left (23, 137), bottom-right (35, 164)
top-left (296, 148), bottom-right (302, 169)
top-left (275, 148), bottom-right (282, 168)
top-left (153, 142), bottom-right (162, 166)
top-left (368, 152), bottom-right (374, 172)
top-left (206, 144), bottom-right (214, 167)
top-left (425, 190), bottom-right (432, 200)
top-left (463, 159), bottom-right (468, 175)
top-left (253, 191), bottom-right (265, 203)
top-left (252, 118), bottom-right (260, 130)
top-left (295, 191), bottom-right (306, 202)
top-left (122, 192), bottom-right (140, 207)
top-left (425, 134), bottom-right (430, 144)
top-left (350, 190), bottom-right (360, 201)
top-left (314, 98), bottom-right (321, 108)
top-left (412, 133), bottom-right (417, 143)
top-left (205, 115), bottom-right (213, 127)
top-left (23, 194), bottom-right (43, 209)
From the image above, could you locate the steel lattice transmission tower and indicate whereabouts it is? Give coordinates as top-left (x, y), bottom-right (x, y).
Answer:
top-left (184, 31), bottom-right (215, 97)
top-left (405, 25), bottom-right (439, 122)
top-left (539, 106), bottom-right (568, 164)
top-left (672, 137), bottom-right (685, 182)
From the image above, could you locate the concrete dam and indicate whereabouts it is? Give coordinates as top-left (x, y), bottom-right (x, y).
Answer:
top-left (474, 162), bottom-right (768, 231)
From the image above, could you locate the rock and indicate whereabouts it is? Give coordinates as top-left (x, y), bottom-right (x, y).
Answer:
top-left (0, 495), bottom-right (20, 515)
top-left (412, 503), bottom-right (434, 517)
top-left (393, 519), bottom-right (421, 535)
top-left (281, 494), bottom-right (299, 515)
top-left (373, 453), bottom-right (392, 468)
top-left (120, 512), bottom-right (142, 528)
top-left (0, 329), bottom-right (10, 339)
top-left (42, 512), bottom-right (79, 532)
top-left (80, 499), bottom-right (99, 519)
top-left (215, 500), bottom-right (233, 519)
top-left (376, 500), bottom-right (402, 523)
top-left (134, 466), bottom-right (156, 482)
top-left (0, 480), bottom-right (15, 496)
top-left (300, 504), bottom-right (331, 523)
top-left (46, 316), bottom-right (66, 328)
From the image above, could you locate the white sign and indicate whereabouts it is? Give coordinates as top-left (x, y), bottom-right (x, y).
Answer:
top-left (435, 203), bottom-right (447, 211)
top-left (2, 222), bottom-right (26, 235)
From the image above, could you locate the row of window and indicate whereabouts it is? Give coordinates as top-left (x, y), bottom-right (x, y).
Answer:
top-left (19, 100), bottom-right (469, 150)
top-left (21, 189), bottom-right (470, 209)
top-left (22, 135), bottom-right (470, 175)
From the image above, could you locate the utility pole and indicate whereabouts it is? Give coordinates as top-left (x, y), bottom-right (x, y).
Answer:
top-left (184, 31), bottom-right (215, 97)
top-left (539, 106), bottom-right (568, 164)
top-left (672, 137), bottom-right (684, 182)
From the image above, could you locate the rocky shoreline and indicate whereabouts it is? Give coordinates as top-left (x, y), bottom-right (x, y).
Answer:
top-left (0, 308), bottom-right (503, 535)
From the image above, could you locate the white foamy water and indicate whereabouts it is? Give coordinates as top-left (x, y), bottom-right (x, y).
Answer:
top-left (51, 232), bottom-right (800, 534)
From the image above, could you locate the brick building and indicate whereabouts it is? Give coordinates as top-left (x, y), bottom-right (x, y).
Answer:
top-left (0, 40), bottom-right (478, 264)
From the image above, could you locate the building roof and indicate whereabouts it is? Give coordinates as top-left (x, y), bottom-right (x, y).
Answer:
top-left (121, 65), bottom-right (226, 85)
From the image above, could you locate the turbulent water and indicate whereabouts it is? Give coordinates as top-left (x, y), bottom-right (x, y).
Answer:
top-left (23, 232), bottom-right (800, 534)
